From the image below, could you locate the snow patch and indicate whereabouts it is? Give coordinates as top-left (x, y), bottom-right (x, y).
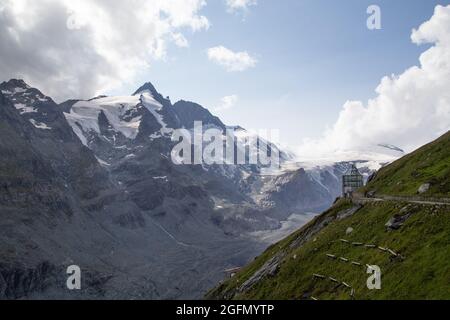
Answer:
top-left (14, 103), bottom-right (37, 114)
top-left (29, 119), bottom-right (51, 130)
top-left (95, 156), bottom-right (110, 167)
top-left (64, 95), bottom-right (142, 146)
top-left (14, 87), bottom-right (26, 94)
top-left (64, 91), bottom-right (175, 147)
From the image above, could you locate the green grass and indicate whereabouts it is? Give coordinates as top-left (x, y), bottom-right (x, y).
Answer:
top-left (207, 132), bottom-right (450, 300)
top-left (209, 201), bottom-right (450, 300)
top-left (206, 199), bottom-right (355, 298)
top-left (361, 131), bottom-right (450, 197)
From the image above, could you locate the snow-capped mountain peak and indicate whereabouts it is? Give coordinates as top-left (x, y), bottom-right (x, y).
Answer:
top-left (63, 88), bottom-right (171, 146)
top-left (0, 79), bottom-right (54, 130)
top-left (0, 79), bottom-right (52, 107)
top-left (132, 81), bottom-right (160, 97)
top-left (64, 95), bottom-right (143, 144)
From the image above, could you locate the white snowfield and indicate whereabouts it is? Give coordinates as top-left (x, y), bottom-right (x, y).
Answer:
top-left (64, 91), bottom-right (169, 146)
top-left (14, 103), bottom-right (37, 115)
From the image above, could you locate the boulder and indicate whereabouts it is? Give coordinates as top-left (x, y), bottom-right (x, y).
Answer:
top-left (418, 183), bottom-right (430, 194)
top-left (366, 190), bottom-right (376, 198)
top-left (386, 211), bottom-right (412, 230)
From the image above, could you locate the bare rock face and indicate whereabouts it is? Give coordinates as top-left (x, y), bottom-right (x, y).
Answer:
top-left (0, 80), bottom-right (263, 299)
top-left (238, 255), bottom-right (281, 294)
top-left (0, 262), bottom-right (57, 299)
top-left (385, 206), bottom-right (415, 230)
top-left (386, 215), bottom-right (408, 230)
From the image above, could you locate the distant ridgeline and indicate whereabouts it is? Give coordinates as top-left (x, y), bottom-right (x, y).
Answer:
top-left (207, 131), bottom-right (450, 300)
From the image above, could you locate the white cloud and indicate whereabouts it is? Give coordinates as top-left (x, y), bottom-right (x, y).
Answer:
top-left (215, 94), bottom-right (238, 112)
top-left (0, 0), bottom-right (209, 101)
top-left (226, 0), bottom-right (257, 13)
top-left (172, 32), bottom-right (189, 48)
top-left (297, 5), bottom-right (450, 160)
top-left (207, 46), bottom-right (257, 72)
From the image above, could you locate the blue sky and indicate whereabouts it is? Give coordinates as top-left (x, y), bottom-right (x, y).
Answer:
top-left (117, 0), bottom-right (448, 148)
top-left (1, 0), bottom-right (449, 153)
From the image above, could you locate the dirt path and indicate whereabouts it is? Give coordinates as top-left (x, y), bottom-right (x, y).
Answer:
top-left (353, 195), bottom-right (450, 206)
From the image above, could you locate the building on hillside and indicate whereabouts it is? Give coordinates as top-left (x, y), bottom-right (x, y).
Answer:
top-left (342, 164), bottom-right (364, 198)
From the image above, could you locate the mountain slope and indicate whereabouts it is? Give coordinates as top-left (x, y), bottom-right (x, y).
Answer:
top-left (0, 78), bottom-right (406, 299)
top-left (206, 131), bottom-right (450, 300)
top-left (0, 79), bottom-right (266, 299)
top-left (362, 131), bottom-right (450, 197)
top-left (1, 79), bottom-right (358, 299)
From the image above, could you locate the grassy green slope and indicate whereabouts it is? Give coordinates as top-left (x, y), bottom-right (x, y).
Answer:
top-left (362, 131), bottom-right (450, 197)
top-left (207, 132), bottom-right (450, 300)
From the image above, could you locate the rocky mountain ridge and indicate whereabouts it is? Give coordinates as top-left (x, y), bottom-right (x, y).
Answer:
top-left (0, 78), bottom-right (392, 299)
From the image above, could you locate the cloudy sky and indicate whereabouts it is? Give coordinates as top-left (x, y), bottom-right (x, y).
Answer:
top-left (0, 0), bottom-right (449, 157)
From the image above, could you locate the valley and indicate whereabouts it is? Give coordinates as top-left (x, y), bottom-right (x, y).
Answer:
top-left (207, 132), bottom-right (450, 300)
top-left (0, 78), bottom-right (402, 299)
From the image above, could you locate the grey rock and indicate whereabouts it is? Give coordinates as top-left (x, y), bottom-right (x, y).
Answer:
top-left (418, 183), bottom-right (430, 194)
top-left (386, 207), bottom-right (414, 230)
